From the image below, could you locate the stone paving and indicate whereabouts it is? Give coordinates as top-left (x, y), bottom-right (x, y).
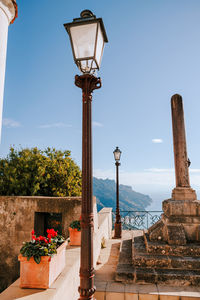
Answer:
top-left (94, 230), bottom-right (200, 300)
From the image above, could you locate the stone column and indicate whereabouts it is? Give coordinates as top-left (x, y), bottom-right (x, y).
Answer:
top-left (147, 94), bottom-right (200, 246)
top-left (171, 94), bottom-right (196, 200)
top-left (0, 0), bottom-right (17, 141)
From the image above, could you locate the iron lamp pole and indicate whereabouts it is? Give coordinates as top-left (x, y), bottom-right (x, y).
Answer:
top-left (113, 146), bottom-right (122, 238)
top-left (64, 10), bottom-right (108, 300)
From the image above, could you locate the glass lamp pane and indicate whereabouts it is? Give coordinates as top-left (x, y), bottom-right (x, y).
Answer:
top-left (70, 23), bottom-right (97, 60)
top-left (79, 59), bottom-right (97, 73)
top-left (114, 148), bottom-right (121, 161)
top-left (95, 23), bottom-right (104, 68)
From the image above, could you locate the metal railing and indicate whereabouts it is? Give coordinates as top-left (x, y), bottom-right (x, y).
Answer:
top-left (112, 210), bottom-right (162, 230)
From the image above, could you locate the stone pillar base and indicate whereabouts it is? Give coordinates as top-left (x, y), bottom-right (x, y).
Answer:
top-left (114, 222), bottom-right (122, 239)
top-left (171, 187), bottom-right (197, 201)
top-left (148, 198), bottom-right (200, 245)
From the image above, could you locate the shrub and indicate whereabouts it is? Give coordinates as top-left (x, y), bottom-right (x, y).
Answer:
top-left (0, 147), bottom-right (82, 196)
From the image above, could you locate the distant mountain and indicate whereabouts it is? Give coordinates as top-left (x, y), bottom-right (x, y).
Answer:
top-left (93, 177), bottom-right (152, 212)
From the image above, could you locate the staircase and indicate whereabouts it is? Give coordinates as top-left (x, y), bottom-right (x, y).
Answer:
top-left (116, 230), bottom-right (200, 286)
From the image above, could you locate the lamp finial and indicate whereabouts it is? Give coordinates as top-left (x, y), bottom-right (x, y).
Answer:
top-left (80, 10), bottom-right (95, 19)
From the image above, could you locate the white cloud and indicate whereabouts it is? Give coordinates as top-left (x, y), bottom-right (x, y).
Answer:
top-left (145, 168), bottom-right (173, 173)
top-left (189, 169), bottom-right (200, 173)
top-left (94, 169), bottom-right (115, 179)
top-left (152, 139), bottom-right (163, 143)
top-left (94, 168), bottom-right (174, 185)
top-left (39, 122), bottom-right (72, 129)
top-left (92, 121), bottom-right (103, 127)
top-left (145, 167), bottom-right (200, 174)
top-left (3, 118), bottom-right (21, 128)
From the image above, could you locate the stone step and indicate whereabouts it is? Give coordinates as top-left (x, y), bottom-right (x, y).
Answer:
top-left (115, 237), bottom-right (134, 282)
top-left (133, 253), bottom-right (200, 270)
top-left (135, 268), bottom-right (200, 286)
top-left (132, 235), bottom-right (146, 252)
top-left (117, 238), bottom-right (132, 265)
top-left (115, 263), bottom-right (135, 282)
top-left (116, 264), bottom-right (200, 286)
top-left (143, 233), bottom-right (200, 257)
top-left (133, 232), bottom-right (200, 270)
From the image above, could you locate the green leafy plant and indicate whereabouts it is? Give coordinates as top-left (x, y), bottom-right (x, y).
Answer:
top-left (69, 220), bottom-right (81, 231)
top-left (20, 229), bottom-right (65, 264)
top-left (0, 147), bottom-right (82, 197)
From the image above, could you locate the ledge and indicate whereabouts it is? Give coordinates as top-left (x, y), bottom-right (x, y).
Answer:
top-left (0, 245), bottom-right (80, 300)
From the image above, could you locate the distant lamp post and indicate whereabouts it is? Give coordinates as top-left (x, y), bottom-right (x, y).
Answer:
top-left (64, 10), bottom-right (108, 300)
top-left (113, 146), bottom-right (122, 238)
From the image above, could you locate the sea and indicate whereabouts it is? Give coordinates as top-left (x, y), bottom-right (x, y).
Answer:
top-left (146, 189), bottom-right (200, 211)
top-left (145, 191), bottom-right (171, 211)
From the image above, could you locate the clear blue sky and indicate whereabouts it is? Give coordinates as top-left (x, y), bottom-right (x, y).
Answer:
top-left (2, 0), bottom-right (200, 205)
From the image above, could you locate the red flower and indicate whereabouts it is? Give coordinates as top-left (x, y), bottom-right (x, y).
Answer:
top-left (32, 235), bottom-right (36, 240)
top-left (31, 230), bottom-right (35, 235)
top-left (46, 228), bottom-right (58, 238)
top-left (40, 236), bottom-right (47, 241)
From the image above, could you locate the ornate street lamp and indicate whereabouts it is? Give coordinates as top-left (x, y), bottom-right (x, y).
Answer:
top-left (113, 147), bottom-right (122, 238)
top-left (64, 10), bottom-right (108, 300)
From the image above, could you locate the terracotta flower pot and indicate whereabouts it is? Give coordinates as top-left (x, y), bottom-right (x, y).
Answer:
top-left (18, 240), bottom-right (68, 289)
top-left (69, 227), bottom-right (81, 246)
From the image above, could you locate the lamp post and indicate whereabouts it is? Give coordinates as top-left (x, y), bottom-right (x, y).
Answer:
top-left (113, 146), bottom-right (122, 238)
top-left (64, 10), bottom-right (108, 300)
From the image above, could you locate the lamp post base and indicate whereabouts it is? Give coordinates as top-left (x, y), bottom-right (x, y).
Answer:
top-left (114, 222), bottom-right (122, 239)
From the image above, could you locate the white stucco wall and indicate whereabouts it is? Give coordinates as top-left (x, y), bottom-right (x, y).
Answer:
top-left (0, 0), bottom-right (16, 141)
top-left (94, 207), bottom-right (112, 265)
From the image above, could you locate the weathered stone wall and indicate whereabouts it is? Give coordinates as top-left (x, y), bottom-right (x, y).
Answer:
top-left (0, 196), bottom-right (81, 292)
top-left (0, 206), bottom-right (113, 300)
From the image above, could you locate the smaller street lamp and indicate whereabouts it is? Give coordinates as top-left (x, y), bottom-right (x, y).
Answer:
top-left (113, 147), bottom-right (122, 238)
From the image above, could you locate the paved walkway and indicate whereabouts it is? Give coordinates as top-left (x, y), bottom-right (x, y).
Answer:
top-left (94, 230), bottom-right (200, 300)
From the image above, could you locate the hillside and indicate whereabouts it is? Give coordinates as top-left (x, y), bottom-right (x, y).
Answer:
top-left (93, 177), bottom-right (152, 211)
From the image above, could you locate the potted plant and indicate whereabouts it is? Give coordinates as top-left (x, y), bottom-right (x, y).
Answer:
top-left (69, 220), bottom-right (81, 246)
top-left (18, 229), bottom-right (68, 289)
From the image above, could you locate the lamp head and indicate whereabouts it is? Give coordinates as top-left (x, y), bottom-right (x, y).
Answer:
top-left (64, 10), bottom-right (108, 74)
top-left (113, 147), bottom-right (122, 162)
